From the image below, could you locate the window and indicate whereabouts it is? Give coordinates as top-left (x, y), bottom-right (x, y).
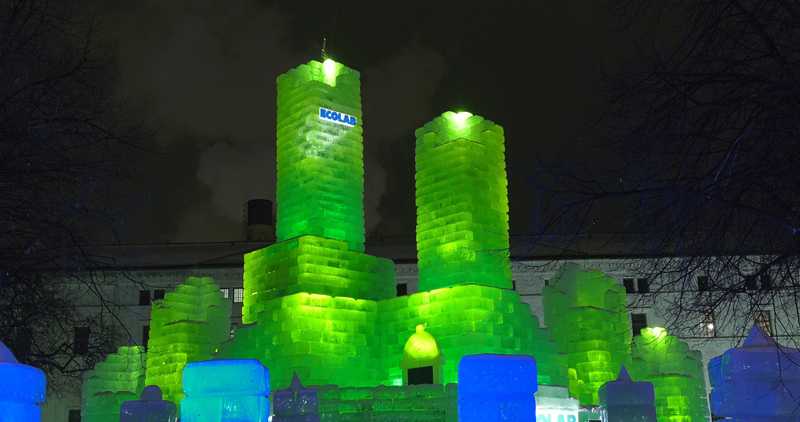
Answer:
top-left (702, 313), bottom-right (716, 337)
top-left (233, 288), bottom-right (245, 303)
top-left (220, 288), bottom-right (230, 299)
top-left (68, 409), bottom-right (81, 422)
top-left (407, 366), bottom-right (434, 385)
top-left (760, 273), bottom-right (772, 290)
top-left (697, 275), bottom-right (709, 292)
top-left (744, 275), bottom-right (758, 290)
top-left (12, 330), bottom-right (32, 358)
top-left (396, 283), bottom-right (407, 297)
top-left (623, 278), bottom-right (636, 294)
top-left (74, 327), bottom-right (90, 354)
top-left (631, 313), bottom-right (648, 336)
top-left (637, 278), bottom-right (650, 293)
top-left (138, 290), bottom-right (151, 306)
top-left (153, 289), bottom-right (165, 300)
top-left (142, 325), bottom-right (150, 351)
top-left (755, 310), bottom-right (772, 335)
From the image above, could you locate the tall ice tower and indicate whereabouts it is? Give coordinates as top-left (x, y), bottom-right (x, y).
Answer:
top-left (276, 59), bottom-right (365, 251)
top-left (415, 111), bottom-right (512, 291)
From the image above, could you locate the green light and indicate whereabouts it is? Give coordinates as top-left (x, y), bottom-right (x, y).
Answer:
top-left (323, 58), bottom-right (337, 86)
top-left (449, 111), bottom-right (472, 129)
top-left (644, 326), bottom-right (666, 339)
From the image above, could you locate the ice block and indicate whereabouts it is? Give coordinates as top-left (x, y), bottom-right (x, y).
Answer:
top-left (458, 354), bottom-right (537, 422)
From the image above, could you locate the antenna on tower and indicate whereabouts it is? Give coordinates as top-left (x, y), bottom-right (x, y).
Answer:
top-left (321, 36), bottom-right (328, 60)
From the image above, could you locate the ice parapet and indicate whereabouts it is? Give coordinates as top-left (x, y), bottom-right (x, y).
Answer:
top-left (120, 385), bottom-right (177, 422)
top-left (181, 359), bottom-right (270, 422)
top-left (458, 354), bottom-right (537, 422)
top-left (598, 367), bottom-right (656, 422)
top-left (415, 111), bottom-right (512, 291)
top-left (629, 327), bottom-right (708, 422)
top-left (543, 263), bottom-right (631, 405)
top-left (0, 340), bottom-right (46, 422)
top-left (708, 324), bottom-right (800, 421)
top-left (144, 276), bottom-right (231, 405)
top-left (81, 346), bottom-right (145, 422)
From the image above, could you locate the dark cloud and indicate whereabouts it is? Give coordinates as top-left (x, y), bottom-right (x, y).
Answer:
top-left (91, 0), bottom-right (447, 241)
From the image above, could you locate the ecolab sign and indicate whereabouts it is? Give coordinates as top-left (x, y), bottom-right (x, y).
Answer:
top-left (319, 107), bottom-right (357, 127)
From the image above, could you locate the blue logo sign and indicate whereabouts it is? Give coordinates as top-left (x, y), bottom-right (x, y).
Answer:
top-left (319, 107), bottom-right (357, 127)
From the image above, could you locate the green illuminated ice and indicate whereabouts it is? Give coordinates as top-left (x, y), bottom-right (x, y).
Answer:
top-left (242, 235), bottom-right (394, 324)
top-left (377, 284), bottom-right (567, 387)
top-left (83, 59), bottom-right (570, 418)
top-left (629, 327), bottom-right (709, 422)
top-left (415, 111), bottom-right (511, 291)
top-left (81, 346), bottom-right (146, 422)
top-left (276, 59), bottom-right (365, 252)
top-left (543, 263), bottom-right (632, 405)
top-left (144, 276), bottom-right (231, 405)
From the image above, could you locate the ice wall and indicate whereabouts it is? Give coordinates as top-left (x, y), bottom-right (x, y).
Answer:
top-left (81, 346), bottom-right (145, 422)
top-left (629, 327), bottom-right (708, 422)
top-left (543, 263), bottom-right (631, 405)
top-left (144, 276), bottom-right (231, 405)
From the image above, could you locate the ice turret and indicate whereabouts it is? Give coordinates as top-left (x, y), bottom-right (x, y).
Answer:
top-left (709, 324), bottom-right (800, 421)
top-left (599, 366), bottom-right (657, 422)
top-left (415, 111), bottom-right (512, 291)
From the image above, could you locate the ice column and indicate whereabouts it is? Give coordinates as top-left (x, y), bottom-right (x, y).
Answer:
top-left (598, 367), bottom-right (657, 422)
top-left (276, 59), bottom-right (365, 252)
top-left (415, 111), bottom-right (512, 291)
top-left (0, 340), bottom-right (46, 422)
top-left (458, 354), bottom-right (537, 422)
top-left (708, 324), bottom-right (800, 421)
top-left (181, 359), bottom-right (270, 422)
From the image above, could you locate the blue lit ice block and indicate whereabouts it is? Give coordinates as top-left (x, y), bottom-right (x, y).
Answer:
top-left (181, 359), bottom-right (270, 422)
top-left (709, 325), bottom-right (800, 421)
top-left (0, 340), bottom-right (46, 422)
top-left (598, 367), bottom-right (656, 422)
top-left (458, 354), bottom-right (537, 422)
top-left (120, 385), bottom-right (177, 421)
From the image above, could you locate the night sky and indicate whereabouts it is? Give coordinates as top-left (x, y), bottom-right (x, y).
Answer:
top-left (88, 1), bottom-right (649, 243)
